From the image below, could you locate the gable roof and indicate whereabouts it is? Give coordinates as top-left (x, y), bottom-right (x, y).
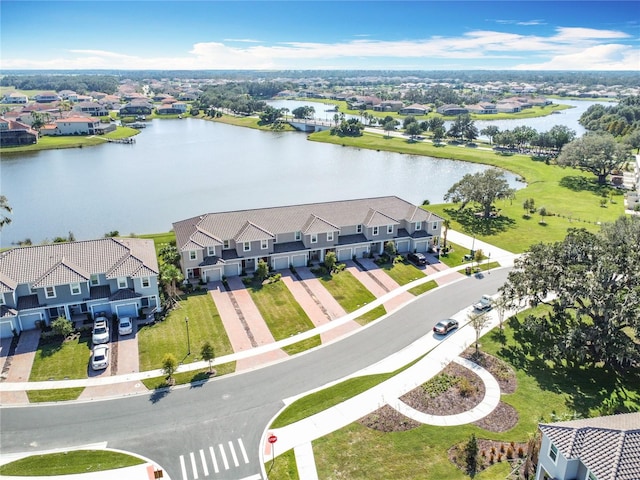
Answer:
top-left (173, 196), bottom-right (442, 251)
top-left (0, 238), bottom-right (159, 291)
top-left (540, 412), bottom-right (640, 480)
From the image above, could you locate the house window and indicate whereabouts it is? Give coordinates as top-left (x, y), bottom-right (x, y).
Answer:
top-left (141, 277), bottom-right (150, 288)
top-left (117, 277), bottom-right (128, 289)
top-left (356, 224), bottom-right (362, 233)
top-left (415, 222), bottom-right (421, 230)
top-left (223, 240), bottom-right (230, 249)
top-left (207, 246), bottom-right (215, 257)
top-left (70, 282), bottom-right (81, 295)
top-left (327, 232), bottom-right (334, 242)
top-left (311, 234), bottom-right (317, 243)
top-left (295, 231), bottom-right (301, 241)
top-left (587, 472), bottom-right (597, 480)
top-left (433, 222), bottom-right (438, 230)
top-left (261, 239), bottom-right (268, 250)
top-left (387, 225), bottom-right (394, 234)
top-left (373, 226), bottom-right (379, 236)
top-left (90, 274), bottom-right (99, 286)
top-left (45, 286), bottom-right (56, 299)
top-left (549, 443), bottom-right (558, 463)
top-left (189, 250), bottom-right (197, 260)
top-left (243, 242), bottom-right (250, 252)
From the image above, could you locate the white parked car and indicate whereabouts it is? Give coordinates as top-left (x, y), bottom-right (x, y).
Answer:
top-left (473, 294), bottom-right (493, 311)
top-left (92, 317), bottom-right (110, 345)
top-left (118, 317), bottom-right (133, 336)
top-left (91, 345), bottom-right (109, 370)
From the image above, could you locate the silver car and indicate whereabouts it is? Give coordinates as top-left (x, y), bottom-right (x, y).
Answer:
top-left (91, 344), bottom-right (109, 370)
top-left (92, 317), bottom-right (110, 345)
top-left (118, 317), bottom-right (133, 336)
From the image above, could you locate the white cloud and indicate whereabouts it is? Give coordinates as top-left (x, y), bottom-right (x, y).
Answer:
top-left (3, 26), bottom-right (637, 70)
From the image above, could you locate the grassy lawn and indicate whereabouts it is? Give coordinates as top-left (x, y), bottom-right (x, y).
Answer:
top-left (315, 270), bottom-right (377, 313)
top-left (247, 279), bottom-right (319, 347)
top-left (307, 310), bottom-right (640, 480)
top-left (141, 361), bottom-right (236, 390)
top-left (309, 129), bottom-right (625, 252)
top-left (138, 292), bottom-right (233, 371)
top-left (282, 335), bottom-right (322, 356)
top-left (265, 448), bottom-right (299, 480)
top-left (0, 127), bottom-right (138, 154)
top-left (407, 279), bottom-right (439, 296)
top-left (0, 450), bottom-right (144, 476)
top-left (27, 387), bottom-right (84, 403)
top-left (29, 332), bottom-right (92, 381)
top-left (374, 259), bottom-right (425, 287)
top-left (355, 305), bottom-right (387, 325)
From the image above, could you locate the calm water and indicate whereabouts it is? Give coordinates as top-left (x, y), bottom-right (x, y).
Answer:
top-left (2, 99), bottom-right (604, 247)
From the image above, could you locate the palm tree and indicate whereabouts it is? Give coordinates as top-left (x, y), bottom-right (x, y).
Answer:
top-left (0, 196), bottom-right (12, 229)
top-left (160, 263), bottom-right (184, 305)
top-left (442, 219), bottom-right (451, 249)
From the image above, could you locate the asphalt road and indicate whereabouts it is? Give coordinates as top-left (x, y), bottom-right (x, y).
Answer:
top-left (0, 268), bottom-right (510, 480)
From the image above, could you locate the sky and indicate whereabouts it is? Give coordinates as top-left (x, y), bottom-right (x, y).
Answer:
top-left (1, 1), bottom-right (639, 71)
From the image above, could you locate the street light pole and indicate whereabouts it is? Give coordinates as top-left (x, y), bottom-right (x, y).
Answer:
top-left (185, 316), bottom-right (191, 355)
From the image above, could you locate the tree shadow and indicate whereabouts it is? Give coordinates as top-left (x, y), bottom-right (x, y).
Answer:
top-left (444, 207), bottom-right (517, 236)
top-left (149, 387), bottom-right (170, 404)
top-left (559, 175), bottom-right (602, 194)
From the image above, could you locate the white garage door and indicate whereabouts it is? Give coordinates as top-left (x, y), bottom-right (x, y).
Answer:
top-left (19, 312), bottom-right (42, 331)
top-left (337, 248), bottom-right (352, 261)
top-left (0, 320), bottom-right (16, 339)
top-left (396, 240), bottom-right (410, 253)
top-left (414, 241), bottom-right (428, 253)
top-left (204, 268), bottom-right (222, 282)
top-left (272, 257), bottom-right (289, 271)
top-left (224, 264), bottom-right (240, 277)
top-left (291, 254), bottom-right (307, 268)
top-left (116, 303), bottom-right (138, 318)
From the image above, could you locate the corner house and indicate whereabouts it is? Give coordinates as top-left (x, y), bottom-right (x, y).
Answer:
top-left (0, 238), bottom-right (160, 339)
top-left (173, 196), bottom-right (443, 282)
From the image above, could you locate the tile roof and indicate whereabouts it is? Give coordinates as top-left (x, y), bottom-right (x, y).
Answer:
top-left (540, 412), bottom-right (640, 480)
top-left (0, 238), bottom-right (159, 291)
top-left (173, 196), bottom-right (441, 251)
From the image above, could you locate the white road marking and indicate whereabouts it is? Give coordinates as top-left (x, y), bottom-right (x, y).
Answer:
top-left (190, 451), bottom-right (198, 479)
top-left (199, 449), bottom-right (209, 477)
top-left (179, 455), bottom-right (187, 480)
top-left (238, 437), bottom-right (250, 464)
top-left (228, 440), bottom-right (239, 467)
top-left (219, 443), bottom-right (229, 470)
top-left (209, 446), bottom-right (219, 473)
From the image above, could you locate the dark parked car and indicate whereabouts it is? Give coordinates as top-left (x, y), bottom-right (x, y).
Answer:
top-left (433, 318), bottom-right (459, 335)
top-left (408, 252), bottom-right (427, 266)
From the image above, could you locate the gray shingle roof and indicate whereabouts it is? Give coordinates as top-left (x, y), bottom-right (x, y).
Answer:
top-left (0, 238), bottom-right (159, 291)
top-left (540, 412), bottom-right (640, 480)
top-left (173, 196), bottom-right (442, 251)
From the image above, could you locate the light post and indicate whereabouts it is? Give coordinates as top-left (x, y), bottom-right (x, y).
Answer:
top-left (185, 316), bottom-right (191, 356)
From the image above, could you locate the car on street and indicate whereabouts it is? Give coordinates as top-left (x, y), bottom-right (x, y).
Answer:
top-left (433, 318), bottom-right (459, 335)
top-left (92, 317), bottom-right (110, 345)
top-left (473, 294), bottom-right (493, 311)
top-left (408, 252), bottom-right (428, 266)
top-left (118, 317), bottom-right (133, 336)
top-left (91, 344), bottom-right (109, 370)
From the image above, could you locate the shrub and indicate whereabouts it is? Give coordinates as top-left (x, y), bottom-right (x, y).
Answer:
top-left (506, 447), bottom-right (514, 459)
top-left (517, 446), bottom-right (525, 458)
top-left (458, 377), bottom-right (476, 397)
top-left (500, 444), bottom-right (506, 453)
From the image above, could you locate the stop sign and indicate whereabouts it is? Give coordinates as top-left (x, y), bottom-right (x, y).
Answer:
top-left (268, 434), bottom-right (278, 444)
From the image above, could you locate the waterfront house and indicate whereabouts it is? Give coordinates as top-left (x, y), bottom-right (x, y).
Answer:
top-left (536, 412), bottom-right (640, 480)
top-left (0, 238), bottom-right (160, 339)
top-left (120, 101), bottom-right (154, 115)
top-left (41, 116), bottom-right (102, 136)
top-left (173, 196), bottom-right (443, 283)
top-left (436, 104), bottom-right (469, 116)
top-left (73, 101), bottom-right (109, 117)
top-left (466, 103), bottom-right (498, 114)
top-left (0, 118), bottom-right (38, 147)
top-left (399, 104), bottom-right (430, 115)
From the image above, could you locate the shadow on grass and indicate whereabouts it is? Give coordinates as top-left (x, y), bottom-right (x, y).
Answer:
top-left (559, 175), bottom-right (612, 195)
top-left (493, 317), bottom-right (640, 417)
top-left (444, 207), bottom-right (517, 236)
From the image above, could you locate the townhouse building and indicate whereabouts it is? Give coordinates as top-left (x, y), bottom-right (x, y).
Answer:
top-left (0, 238), bottom-right (160, 339)
top-left (173, 196), bottom-right (443, 283)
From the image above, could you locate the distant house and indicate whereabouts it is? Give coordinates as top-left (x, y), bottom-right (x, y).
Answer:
top-left (34, 92), bottom-right (61, 103)
top-left (40, 116), bottom-right (101, 136)
top-left (399, 104), bottom-right (430, 115)
top-left (178, 92), bottom-right (199, 101)
top-left (495, 102), bottom-right (522, 113)
top-left (436, 104), bottom-right (469, 116)
top-left (373, 100), bottom-right (403, 112)
top-left (0, 238), bottom-right (160, 339)
top-left (156, 102), bottom-right (187, 114)
top-left (120, 101), bottom-right (153, 115)
top-left (58, 90), bottom-right (79, 101)
top-left (2, 92), bottom-right (28, 104)
top-left (0, 118), bottom-right (38, 147)
top-left (537, 412), bottom-right (640, 480)
top-left (466, 103), bottom-right (497, 114)
top-left (73, 101), bottom-right (109, 117)
top-left (173, 196), bottom-right (443, 282)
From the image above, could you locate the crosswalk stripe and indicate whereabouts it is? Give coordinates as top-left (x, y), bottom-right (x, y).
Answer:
top-left (190, 451), bottom-right (199, 479)
top-left (228, 440), bottom-right (239, 467)
top-left (199, 449), bottom-right (209, 477)
top-left (180, 455), bottom-right (188, 480)
top-left (219, 443), bottom-right (230, 470)
top-left (238, 438), bottom-right (250, 464)
top-left (209, 446), bottom-right (219, 473)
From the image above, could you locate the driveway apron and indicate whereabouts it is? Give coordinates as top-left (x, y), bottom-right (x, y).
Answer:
top-left (344, 260), bottom-right (413, 313)
top-left (280, 271), bottom-right (359, 344)
top-left (210, 278), bottom-right (287, 371)
top-left (0, 329), bottom-right (40, 404)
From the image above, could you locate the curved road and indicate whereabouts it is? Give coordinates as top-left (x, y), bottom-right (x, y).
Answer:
top-left (0, 269), bottom-right (510, 480)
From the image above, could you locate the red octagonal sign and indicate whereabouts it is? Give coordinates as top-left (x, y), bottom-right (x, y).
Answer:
top-left (268, 434), bottom-right (278, 444)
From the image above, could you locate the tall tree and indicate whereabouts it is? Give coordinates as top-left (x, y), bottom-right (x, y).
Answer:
top-left (557, 132), bottom-right (630, 185)
top-left (500, 216), bottom-right (640, 370)
top-left (444, 169), bottom-right (515, 218)
top-left (480, 125), bottom-right (500, 144)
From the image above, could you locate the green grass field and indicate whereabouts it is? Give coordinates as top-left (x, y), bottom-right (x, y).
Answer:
top-left (137, 292), bottom-right (233, 371)
top-left (0, 450), bottom-right (144, 476)
top-left (315, 270), bottom-right (378, 313)
top-left (29, 332), bottom-right (92, 381)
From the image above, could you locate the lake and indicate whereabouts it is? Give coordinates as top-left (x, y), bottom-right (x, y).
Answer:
top-left (1, 99), bottom-right (603, 247)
